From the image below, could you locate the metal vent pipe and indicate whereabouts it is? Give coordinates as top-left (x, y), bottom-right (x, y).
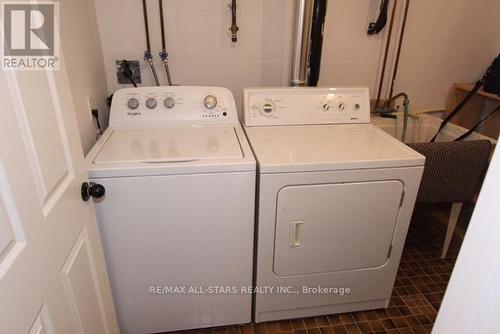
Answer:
top-left (290, 0), bottom-right (315, 87)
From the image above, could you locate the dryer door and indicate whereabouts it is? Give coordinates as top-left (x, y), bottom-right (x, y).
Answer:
top-left (274, 180), bottom-right (404, 276)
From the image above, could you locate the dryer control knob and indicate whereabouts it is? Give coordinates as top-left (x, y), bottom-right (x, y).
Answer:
top-left (164, 97), bottom-right (175, 109)
top-left (203, 95), bottom-right (218, 109)
top-left (259, 100), bottom-right (276, 116)
top-left (261, 102), bottom-right (275, 114)
top-left (146, 97), bottom-right (157, 109)
top-left (127, 97), bottom-right (139, 110)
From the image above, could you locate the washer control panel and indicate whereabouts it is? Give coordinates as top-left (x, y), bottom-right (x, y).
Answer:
top-left (110, 86), bottom-right (238, 127)
top-left (243, 87), bottom-right (370, 126)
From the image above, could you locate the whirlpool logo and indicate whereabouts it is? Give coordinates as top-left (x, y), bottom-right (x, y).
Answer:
top-left (2, 1), bottom-right (59, 70)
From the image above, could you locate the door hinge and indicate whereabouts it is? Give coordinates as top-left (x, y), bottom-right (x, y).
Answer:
top-left (399, 191), bottom-right (405, 207)
top-left (387, 244), bottom-right (393, 258)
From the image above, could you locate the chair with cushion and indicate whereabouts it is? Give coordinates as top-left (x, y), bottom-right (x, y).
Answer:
top-left (407, 140), bottom-right (492, 258)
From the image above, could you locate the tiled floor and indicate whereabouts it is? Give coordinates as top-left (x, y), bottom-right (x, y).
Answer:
top-left (171, 205), bottom-right (464, 334)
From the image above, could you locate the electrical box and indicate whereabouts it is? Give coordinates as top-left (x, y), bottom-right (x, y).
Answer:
top-left (115, 60), bottom-right (141, 85)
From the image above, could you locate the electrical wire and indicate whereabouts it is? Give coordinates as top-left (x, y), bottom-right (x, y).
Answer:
top-left (120, 60), bottom-right (138, 87)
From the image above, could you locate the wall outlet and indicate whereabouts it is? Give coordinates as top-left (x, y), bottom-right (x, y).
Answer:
top-left (116, 60), bottom-right (141, 85)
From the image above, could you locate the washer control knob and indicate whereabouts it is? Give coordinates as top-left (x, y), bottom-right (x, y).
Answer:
top-left (127, 97), bottom-right (139, 110)
top-left (337, 102), bottom-right (345, 111)
top-left (203, 95), bottom-right (218, 109)
top-left (164, 97), bottom-right (175, 109)
top-left (145, 97), bottom-right (157, 109)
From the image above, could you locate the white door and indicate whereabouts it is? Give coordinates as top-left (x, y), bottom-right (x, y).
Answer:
top-left (274, 180), bottom-right (404, 276)
top-left (0, 52), bottom-right (118, 334)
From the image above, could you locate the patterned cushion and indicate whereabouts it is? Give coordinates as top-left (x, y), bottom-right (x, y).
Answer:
top-left (407, 140), bottom-right (492, 203)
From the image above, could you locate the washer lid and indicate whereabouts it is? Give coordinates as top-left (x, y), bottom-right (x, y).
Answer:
top-left (93, 126), bottom-right (243, 164)
top-left (244, 124), bottom-right (425, 173)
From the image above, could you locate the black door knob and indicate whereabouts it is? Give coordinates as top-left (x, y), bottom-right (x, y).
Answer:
top-left (81, 182), bottom-right (106, 201)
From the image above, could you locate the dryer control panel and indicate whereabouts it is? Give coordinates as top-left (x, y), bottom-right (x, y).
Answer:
top-left (243, 87), bottom-right (370, 126)
top-left (110, 86), bottom-right (239, 128)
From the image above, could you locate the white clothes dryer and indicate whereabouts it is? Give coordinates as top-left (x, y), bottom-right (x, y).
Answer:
top-left (243, 87), bottom-right (425, 322)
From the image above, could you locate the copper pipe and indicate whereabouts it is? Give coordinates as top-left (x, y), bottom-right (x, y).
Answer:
top-left (375, 0), bottom-right (398, 108)
top-left (388, 0), bottom-right (410, 100)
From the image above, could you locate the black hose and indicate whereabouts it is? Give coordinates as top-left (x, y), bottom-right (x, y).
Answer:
top-left (142, 0), bottom-right (151, 52)
top-left (430, 81), bottom-right (484, 142)
top-left (229, 0), bottom-right (239, 42)
top-left (454, 104), bottom-right (500, 141)
top-left (368, 0), bottom-right (389, 35)
top-left (232, 0), bottom-right (237, 26)
top-left (159, 0), bottom-right (166, 51)
top-left (307, 0), bottom-right (327, 87)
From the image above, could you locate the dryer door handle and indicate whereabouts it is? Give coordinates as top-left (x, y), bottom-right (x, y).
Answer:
top-left (289, 221), bottom-right (304, 247)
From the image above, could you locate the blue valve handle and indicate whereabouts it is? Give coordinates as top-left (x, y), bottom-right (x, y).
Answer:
top-left (159, 50), bottom-right (169, 61)
top-left (144, 50), bottom-right (153, 62)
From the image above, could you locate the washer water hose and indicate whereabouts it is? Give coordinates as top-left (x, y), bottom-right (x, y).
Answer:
top-left (142, 0), bottom-right (160, 86)
top-left (158, 0), bottom-right (173, 85)
top-left (229, 0), bottom-right (239, 42)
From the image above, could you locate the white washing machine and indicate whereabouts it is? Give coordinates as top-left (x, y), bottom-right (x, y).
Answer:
top-left (86, 86), bottom-right (255, 334)
top-left (243, 87), bottom-right (425, 322)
